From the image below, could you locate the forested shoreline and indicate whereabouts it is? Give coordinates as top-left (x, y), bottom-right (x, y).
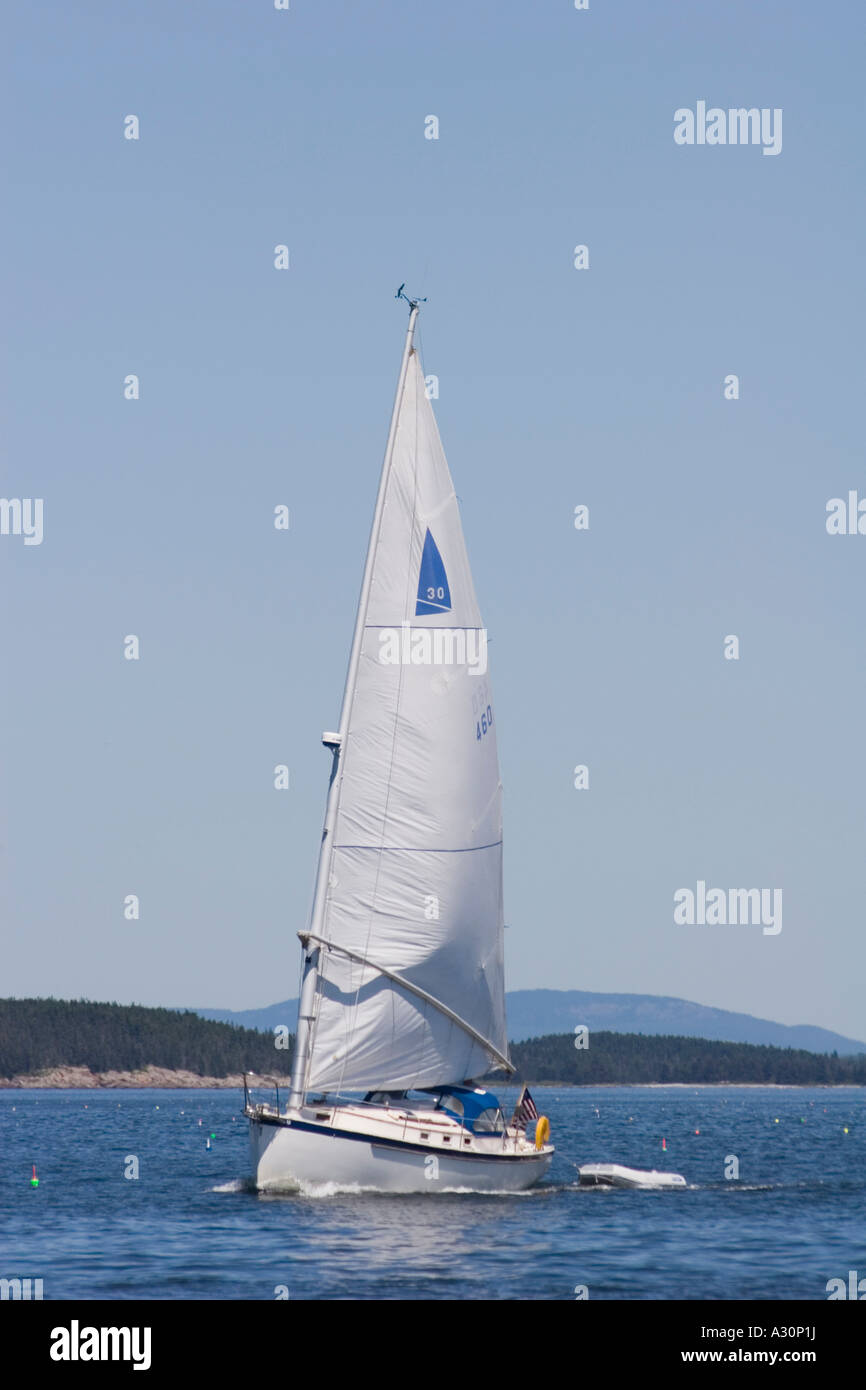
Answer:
top-left (508, 1031), bottom-right (866, 1085)
top-left (0, 998), bottom-right (290, 1080)
top-left (1, 1000), bottom-right (863, 1086)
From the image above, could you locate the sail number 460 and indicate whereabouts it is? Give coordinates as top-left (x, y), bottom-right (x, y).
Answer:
top-left (476, 705), bottom-right (494, 742)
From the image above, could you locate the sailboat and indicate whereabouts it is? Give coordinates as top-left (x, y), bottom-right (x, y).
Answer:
top-left (245, 292), bottom-right (554, 1192)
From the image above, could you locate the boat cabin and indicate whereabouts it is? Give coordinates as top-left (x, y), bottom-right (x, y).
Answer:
top-left (362, 1084), bottom-right (505, 1136)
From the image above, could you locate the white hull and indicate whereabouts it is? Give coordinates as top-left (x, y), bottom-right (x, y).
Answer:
top-left (248, 1102), bottom-right (553, 1194)
top-left (578, 1163), bottom-right (686, 1190)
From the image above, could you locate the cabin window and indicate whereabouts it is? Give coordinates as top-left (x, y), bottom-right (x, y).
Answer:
top-left (365, 1091), bottom-right (406, 1107)
top-left (473, 1107), bottom-right (503, 1133)
top-left (438, 1094), bottom-right (464, 1116)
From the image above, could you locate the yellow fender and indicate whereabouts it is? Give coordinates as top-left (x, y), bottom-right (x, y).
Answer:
top-left (535, 1115), bottom-right (550, 1150)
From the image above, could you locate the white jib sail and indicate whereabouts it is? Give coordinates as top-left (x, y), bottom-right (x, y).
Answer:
top-left (306, 349), bottom-right (509, 1093)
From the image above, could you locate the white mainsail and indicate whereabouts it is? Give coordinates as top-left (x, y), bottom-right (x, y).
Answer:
top-left (302, 341), bottom-right (509, 1093)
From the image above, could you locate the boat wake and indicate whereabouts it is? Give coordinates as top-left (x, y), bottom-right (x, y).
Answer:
top-left (569, 1181), bottom-right (699, 1194)
top-left (267, 1180), bottom-right (556, 1199)
top-left (253, 1178), bottom-right (385, 1198)
top-left (295, 1180), bottom-right (381, 1198)
top-left (216, 1175), bottom-right (560, 1199)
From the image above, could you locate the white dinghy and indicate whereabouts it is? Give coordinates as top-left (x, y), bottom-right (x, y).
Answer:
top-left (246, 292), bottom-right (553, 1193)
top-left (578, 1163), bottom-right (687, 1190)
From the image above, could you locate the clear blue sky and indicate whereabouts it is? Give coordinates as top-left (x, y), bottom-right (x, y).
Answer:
top-left (2, 1), bottom-right (864, 1040)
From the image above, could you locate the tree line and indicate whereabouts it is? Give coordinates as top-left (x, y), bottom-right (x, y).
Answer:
top-left (0, 998), bottom-right (292, 1078)
top-left (2, 1000), bottom-right (863, 1085)
top-left (507, 1031), bottom-right (866, 1085)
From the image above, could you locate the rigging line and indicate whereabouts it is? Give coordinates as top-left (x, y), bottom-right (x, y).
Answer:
top-left (415, 312), bottom-right (424, 384)
top-left (302, 306), bottom-right (420, 1101)
top-left (299, 931), bottom-right (515, 1075)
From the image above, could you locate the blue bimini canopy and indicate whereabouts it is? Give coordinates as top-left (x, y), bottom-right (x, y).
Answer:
top-left (424, 1085), bottom-right (505, 1134)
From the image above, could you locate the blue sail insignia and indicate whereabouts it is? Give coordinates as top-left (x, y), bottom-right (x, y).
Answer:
top-left (415, 528), bottom-right (452, 615)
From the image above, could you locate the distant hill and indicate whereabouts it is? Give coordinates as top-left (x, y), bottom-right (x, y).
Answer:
top-left (185, 989), bottom-right (866, 1057)
top-left (504, 991), bottom-right (866, 1056)
top-left (190, 999), bottom-right (300, 1035)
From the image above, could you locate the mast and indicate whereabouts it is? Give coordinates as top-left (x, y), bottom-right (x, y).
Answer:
top-left (287, 296), bottom-right (421, 1109)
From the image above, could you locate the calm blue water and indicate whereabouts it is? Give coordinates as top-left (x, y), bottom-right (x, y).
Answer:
top-left (1, 1086), bottom-right (862, 1300)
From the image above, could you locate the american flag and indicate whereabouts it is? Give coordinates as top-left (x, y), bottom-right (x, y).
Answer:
top-left (511, 1085), bottom-right (538, 1129)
